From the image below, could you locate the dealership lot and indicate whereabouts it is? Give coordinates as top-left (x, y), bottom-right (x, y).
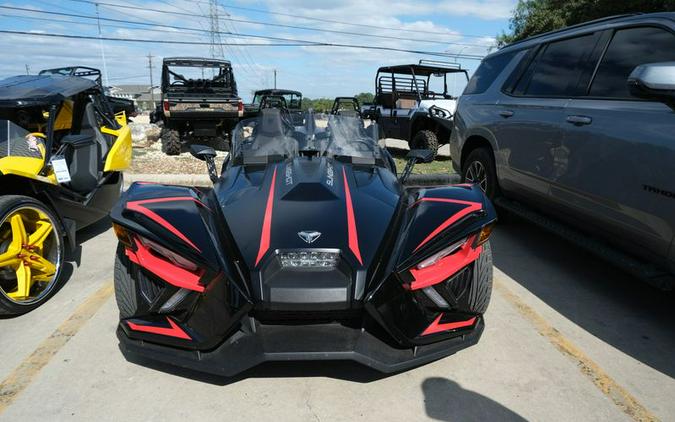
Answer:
top-left (1, 217), bottom-right (673, 422)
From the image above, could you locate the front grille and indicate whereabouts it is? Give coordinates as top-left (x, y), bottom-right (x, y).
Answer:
top-left (137, 270), bottom-right (164, 304)
top-left (253, 309), bottom-right (363, 326)
top-left (446, 266), bottom-right (473, 301)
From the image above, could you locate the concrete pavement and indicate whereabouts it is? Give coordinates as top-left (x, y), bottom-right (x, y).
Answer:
top-left (1, 218), bottom-right (673, 421)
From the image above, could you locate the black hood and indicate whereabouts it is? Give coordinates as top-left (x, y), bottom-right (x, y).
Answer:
top-left (217, 157), bottom-right (401, 270)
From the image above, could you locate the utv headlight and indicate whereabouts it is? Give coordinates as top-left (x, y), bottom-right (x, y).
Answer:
top-left (279, 251), bottom-right (340, 268)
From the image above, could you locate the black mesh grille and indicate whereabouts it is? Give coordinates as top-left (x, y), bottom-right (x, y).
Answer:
top-left (138, 270), bottom-right (164, 304)
top-left (447, 266), bottom-right (472, 301)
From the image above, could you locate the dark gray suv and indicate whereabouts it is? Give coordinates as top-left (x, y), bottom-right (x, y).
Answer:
top-left (450, 13), bottom-right (675, 283)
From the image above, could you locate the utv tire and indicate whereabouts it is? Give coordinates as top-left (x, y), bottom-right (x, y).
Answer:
top-left (161, 128), bottom-right (181, 156)
top-left (462, 147), bottom-right (500, 200)
top-left (411, 130), bottom-right (439, 159)
top-left (114, 243), bottom-right (138, 319)
top-left (468, 241), bottom-right (492, 314)
top-left (0, 195), bottom-right (65, 316)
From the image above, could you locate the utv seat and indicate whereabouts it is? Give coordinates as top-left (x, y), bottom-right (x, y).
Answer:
top-left (63, 102), bottom-right (108, 193)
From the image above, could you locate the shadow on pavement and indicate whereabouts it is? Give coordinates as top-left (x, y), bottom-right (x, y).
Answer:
top-left (422, 377), bottom-right (526, 421)
top-left (491, 218), bottom-right (675, 378)
top-left (122, 350), bottom-right (388, 386)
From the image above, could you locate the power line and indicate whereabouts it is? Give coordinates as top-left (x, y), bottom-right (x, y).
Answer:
top-left (0, 6), bottom-right (486, 59)
top-left (0, 30), bottom-right (485, 59)
top-left (213, 1), bottom-right (494, 39)
top-left (65, 0), bottom-right (493, 48)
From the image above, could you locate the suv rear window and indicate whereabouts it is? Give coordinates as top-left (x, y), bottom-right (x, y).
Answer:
top-left (519, 34), bottom-right (597, 97)
top-left (463, 51), bottom-right (517, 95)
top-left (589, 26), bottom-right (675, 99)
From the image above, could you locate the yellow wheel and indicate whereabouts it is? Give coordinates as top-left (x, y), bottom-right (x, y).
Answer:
top-left (0, 195), bottom-right (64, 315)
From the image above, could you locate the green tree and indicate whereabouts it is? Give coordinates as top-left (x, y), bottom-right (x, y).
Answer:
top-left (497, 0), bottom-right (675, 46)
top-left (355, 92), bottom-right (374, 105)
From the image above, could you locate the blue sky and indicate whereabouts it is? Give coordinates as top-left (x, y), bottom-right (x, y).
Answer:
top-left (0, 0), bottom-right (516, 99)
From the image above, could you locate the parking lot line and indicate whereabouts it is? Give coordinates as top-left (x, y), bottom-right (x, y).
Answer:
top-left (0, 282), bottom-right (113, 415)
top-left (493, 275), bottom-right (658, 422)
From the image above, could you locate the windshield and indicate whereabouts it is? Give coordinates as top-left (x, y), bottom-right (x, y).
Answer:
top-left (0, 119), bottom-right (44, 159)
top-left (230, 110), bottom-right (381, 164)
top-left (252, 92), bottom-right (302, 109)
top-left (163, 64), bottom-right (234, 91)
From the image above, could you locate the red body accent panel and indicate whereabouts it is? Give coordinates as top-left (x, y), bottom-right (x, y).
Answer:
top-left (409, 235), bottom-right (482, 290)
top-left (422, 315), bottom-right (477, 336)
top-left (127, 197), bottom-right (206, 252)
top-left (342, 168), bottom-right (363, 265)
top-left (255, 167), bottom-right (278, 266)
top-left (127, 317), bottom-right (191, 340)
top-left (125, 238), bottom-right (205, 292)
top-left (413, 197), bottom-right (482, 252)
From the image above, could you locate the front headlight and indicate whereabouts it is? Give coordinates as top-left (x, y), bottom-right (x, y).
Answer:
top-left (279, 250), bottom-right (340, 268)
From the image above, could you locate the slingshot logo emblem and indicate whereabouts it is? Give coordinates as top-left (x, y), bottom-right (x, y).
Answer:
top-left (298, 231), bottom-right (321, 244)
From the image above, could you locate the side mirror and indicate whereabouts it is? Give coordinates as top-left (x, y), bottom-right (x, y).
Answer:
top-left (189, 144), bottom-right (218, 184)
top-left (399, 149), bottom-right (434, 184)
top-left (627, 62), bottom-right (675, 105)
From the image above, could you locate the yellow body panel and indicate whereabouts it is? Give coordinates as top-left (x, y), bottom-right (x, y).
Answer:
top-left (0, 156), bottom-right (57, 185)
top-left (103, 124), bottom-right (132, 172)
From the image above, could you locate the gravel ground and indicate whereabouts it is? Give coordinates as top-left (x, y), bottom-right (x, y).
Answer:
top-left (127, 115), bottom-right (453, 175)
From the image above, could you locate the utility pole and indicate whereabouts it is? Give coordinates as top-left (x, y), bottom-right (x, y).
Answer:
top-left (274, 69), bottom-right (277, 89)
top-left (25, 64), bottom-right (30, 75)
top-left (147, 53), bottom-right (155, 109)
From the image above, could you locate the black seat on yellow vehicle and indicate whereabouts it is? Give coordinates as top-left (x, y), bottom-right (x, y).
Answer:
top-left (62, 103), bottom-right (108, 193)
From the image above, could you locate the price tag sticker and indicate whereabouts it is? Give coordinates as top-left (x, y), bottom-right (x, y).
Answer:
top-left (51, 157), bottom-right (71, 184)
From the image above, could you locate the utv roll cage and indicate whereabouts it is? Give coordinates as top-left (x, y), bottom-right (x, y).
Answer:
top-left (161, 57), bottom-right (237, 94)
top-left (39, 66), bottom-right (103, 86)
top-left (375, 60), bottom-right (469, 105)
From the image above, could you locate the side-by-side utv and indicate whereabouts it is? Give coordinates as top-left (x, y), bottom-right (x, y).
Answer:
top-left (0, 73), bottom-right (132, 315)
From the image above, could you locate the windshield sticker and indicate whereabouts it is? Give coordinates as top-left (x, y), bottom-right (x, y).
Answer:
top-left (285, 164), bottom-right (293, 186)
top-left (326, 162), bottom-right (334, 187)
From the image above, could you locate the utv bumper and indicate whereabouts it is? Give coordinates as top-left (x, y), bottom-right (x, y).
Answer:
top-left (117, 317), bottom-right (484, 376)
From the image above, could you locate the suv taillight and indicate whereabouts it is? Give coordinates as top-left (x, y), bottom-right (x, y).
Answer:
top-left (237, 100), bottom-right (243, 112)
top-left (163, 99), bottom-right (170, 112)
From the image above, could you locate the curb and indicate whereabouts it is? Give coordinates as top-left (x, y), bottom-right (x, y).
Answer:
top-left (124, 172), bottom-right (461, 188)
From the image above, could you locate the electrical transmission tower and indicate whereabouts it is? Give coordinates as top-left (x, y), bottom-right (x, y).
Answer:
top-left (208, 0), bottom-right (224, 60)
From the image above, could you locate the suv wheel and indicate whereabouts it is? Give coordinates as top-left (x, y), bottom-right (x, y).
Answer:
top-left (411, 130), bottom-right (439, 159)
top-left (462, 147), bottom-right (499, 199)
top-left (161, 129), bottom-right (181, 156)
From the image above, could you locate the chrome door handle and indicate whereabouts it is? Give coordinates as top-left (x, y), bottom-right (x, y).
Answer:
top-left (499, 110), bottom-right (514, 118)
top-left (566, 115), bottom-right (592, 125)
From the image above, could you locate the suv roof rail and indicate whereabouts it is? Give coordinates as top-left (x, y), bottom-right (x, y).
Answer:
top-left (418, 59), bottom-right (462, 69)
top-left (504, 13), bottom-right (642, 49)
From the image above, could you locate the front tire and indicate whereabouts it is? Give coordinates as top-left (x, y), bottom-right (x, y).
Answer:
top-left (411, 130), bottom-right (439, 160)
top-left (462, 147), bottom-right (499, 199)
top-left (467, 241), bottom-right (492, 314)
top-left (0, 195), bottom-right (65, 316)
top-left (114, 243), bottom-right (138, 319)
top-left (161, 128), bottom-right (181, 156)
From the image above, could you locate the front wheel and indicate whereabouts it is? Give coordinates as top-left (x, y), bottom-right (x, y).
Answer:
top-left (0, 195), bottom-right (65, 315)
top-left (462, 147), bottom-right (499, 199)
top-left (161, 128), bottom-right (181, 156)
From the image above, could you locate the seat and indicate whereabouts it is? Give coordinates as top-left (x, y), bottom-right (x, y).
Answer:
top-left (63, 102), bottom-right (106, 193)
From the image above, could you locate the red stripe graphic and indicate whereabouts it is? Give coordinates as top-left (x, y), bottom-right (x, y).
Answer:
top-left (255, 167), bottom-right (277, 266)
top-left (127, 197), bottom-right (205, 252)
top-left (127, 317), bottom-right (191, 340)
top-left (422, 315), bottom-right (476, 336)
top-left (342, 167), bottom-right (362, 265)
top-left (409, 234), bottom-right (482, 290)
top-left (125, 238), bottom-right (205, 292)
top-left (413, 197), bottom-right (482, 252)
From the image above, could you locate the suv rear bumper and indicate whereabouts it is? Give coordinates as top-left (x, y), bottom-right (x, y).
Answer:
top-left (117, 317), bottom-right (483, 376)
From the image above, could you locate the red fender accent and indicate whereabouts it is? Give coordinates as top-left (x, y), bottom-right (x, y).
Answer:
top-left (413, 197), bottom-right (482, 252)
top-left (127, 317), bottom-right (191, 340)
top-left (125, 238), bottom-right (205, 292)
top-left (409, 235), bottom-right (482, 290)
top-left (127, 196), bottom-right (208, 252)
top-left (422, 315), bottom-right (477, 336)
